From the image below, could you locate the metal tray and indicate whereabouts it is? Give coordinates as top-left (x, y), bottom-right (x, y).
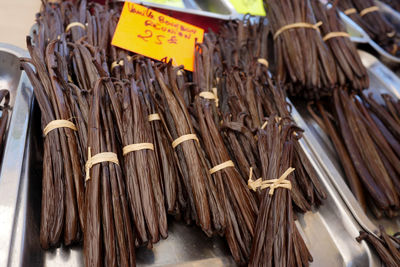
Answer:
top-left (0, 43), bottom-right (33, 267)
top-left (291, 50), bottom-right (400, 242)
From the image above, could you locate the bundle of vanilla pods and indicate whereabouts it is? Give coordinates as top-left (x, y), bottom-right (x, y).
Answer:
top-left (265, 0), bottom-right (369, 99)
top-left (337, 0), bottom-right (399, 56)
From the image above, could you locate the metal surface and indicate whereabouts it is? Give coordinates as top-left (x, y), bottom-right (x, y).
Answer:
top-left (0, 43), bottom-right (33, 267)
top-left (291, 50), bottom-right (400, 241)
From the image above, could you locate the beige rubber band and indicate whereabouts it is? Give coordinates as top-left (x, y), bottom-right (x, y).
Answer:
top-left (274, 21), bottom-right (322, 40)
top-left (323, 32), bottom-right (351, 42)
top-left (344, 8), bottom-right (357, 15)
top-left (387, 31), bottom-right (396, 38)
top-left (257, 58), bottom-right (269, 68)
top-left (85, 147), bottom-right (119, 181)
top-left (148, 113), bottom-right (161, 121)
top-left (43, 119), bottom-right (77, 136)
top-left (66, 22), bottom-right (86, 32)
top-left (177, 69), bottom-right (184, 76)
top-left (199, 88), bottom-right (219, 107)
top-left (248, 167), bottom-right (294, 195)
top-left (360, 6), bottom-right (379, 17)
top-left (123, 143), bottom-right (154, 155)
top-left (172, 134), bottom-right (199, 148)
top-left (111, 60), bottom-right (124, 72)
top-left (209, 160), bottom-right (235, 175)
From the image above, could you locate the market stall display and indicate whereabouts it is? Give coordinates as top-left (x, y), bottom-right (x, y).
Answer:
top-left (2, 0), bottom-right (400, 266)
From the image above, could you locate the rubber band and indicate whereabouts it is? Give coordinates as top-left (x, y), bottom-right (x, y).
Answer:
top-left (172, 134), bottom-right (199, 148)
top-left (43, 119), bottom-right (77, 136)
top-left (323, 32), bottom-right (350, 42)
top-left (199, 88), bottom-right (219, 107)
top-left (66, 22), bottom-right (86, 32)
top-left (148, 113), bottom-right (161, 121)
top-left (344, 8), bottom-right (357, 15)
top-left (209, 160), bottom-right (235, 175)
top-left (248, 167), bottom-right (294, 195)
top-left (123, 143), bottom-right (154, 156)
top-left (111, 60), bottom-right (124, 72)
top-left (387, 31), bottom-right (396, 38)
top-left (360, 6), bottom-right (379, 17)
top-left (274, 21), bottom-right (322, 40)
top-left (177, 69), bottom-right (184, 76)
top-left (85, 147), bottom-right (119, 181)
top-left (257, 58), bottom-right (269, 68)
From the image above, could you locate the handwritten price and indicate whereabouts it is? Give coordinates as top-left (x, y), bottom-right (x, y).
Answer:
top-left (137, 29), bottom-right (178, 45)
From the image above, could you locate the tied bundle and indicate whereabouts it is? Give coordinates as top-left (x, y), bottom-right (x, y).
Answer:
top-left (21, 37), bottom-right (84, 248)
top-left (84, 79), bottom-right (135, 267)
top-left (338, 0), bottom-right (399, 56)
top-left (266, 0), bottom-right (338, 99)
top-left (100, 74), bottom-right (168, 247)
top-left (311, 0), bottom-right (369, 90)
top-left (194, 97), bottom-right (258, 264)
top-left (250, 118), bottom-right (312, 267)
top-left (150, 63), bottom-right (225, 236)
top-left (193, 44), bottom-right (260, 262)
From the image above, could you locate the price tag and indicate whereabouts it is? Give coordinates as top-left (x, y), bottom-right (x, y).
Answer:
top-left (229, 0), bottom-right (266, 16)
top-left (112, 2), bottom-right (204, 71)
top-left (144, 0), bottom-right (184, 8)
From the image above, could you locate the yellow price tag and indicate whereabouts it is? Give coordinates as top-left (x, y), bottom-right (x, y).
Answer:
top-left (230, 0), bottom-right (266, 16)
top-left (112, 2), bottom-right (204, 71)
top-left (144, 0), bottom-right (184, 8)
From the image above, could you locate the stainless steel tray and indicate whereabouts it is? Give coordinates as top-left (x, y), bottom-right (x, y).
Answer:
top-left (0, 43), bottom-right (34, 267)
top-left (291, 50), bottom-right (400, 241)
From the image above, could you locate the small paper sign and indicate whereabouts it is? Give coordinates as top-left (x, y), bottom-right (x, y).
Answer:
top-left (112, 2), bottom-right (204, 71)
top-left (229, 0), bottom-right (266, 16)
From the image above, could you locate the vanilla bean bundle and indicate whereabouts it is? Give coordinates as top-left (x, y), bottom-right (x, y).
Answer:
top-left (149, 63), bottom-right (224, 236)
top-left (85, 79), bottom-right (135, 267)
top-left (337, 0), bottom-right (399, 56)
top-left (266, 0), bottom-right (338, 99)
top-left (100, 75), bottom-right (168, 247)
top-left (250, 119), bottom-right (312, 267)
top-left (194, 96), bottom-right (258, 264)
top-left (22, 37), bottom-right (84, 248)
top-left (311, 0), bottom-right (369, 90)
top-left (137, 59), bottom-right (182, 218)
